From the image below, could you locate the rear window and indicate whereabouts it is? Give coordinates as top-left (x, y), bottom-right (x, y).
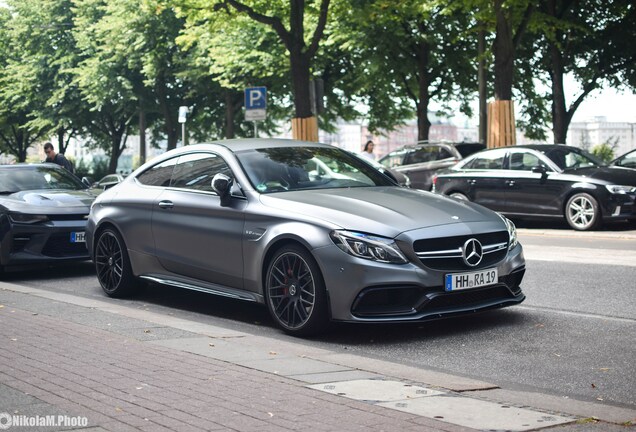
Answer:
top-left (454, 143), bottom-right (486, 158)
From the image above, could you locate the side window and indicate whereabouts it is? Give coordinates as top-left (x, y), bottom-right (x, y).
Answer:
top-left (404, 147), bottom-right (436, 164)
top-left (437, 147), bottom-right (453, 160)
top-left (463, 149), bottom-right (506, 170)
top-left (170, 153), bottom-right (232, 192)
top-left (379, 149), bottom-right (407, 168)
top-left (509, 152), bottom-right (544, 171)
top-left (136, 157), bottom-right (178, 186)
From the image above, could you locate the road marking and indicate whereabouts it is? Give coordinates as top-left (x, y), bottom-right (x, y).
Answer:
top-left (516, 305), bottom-right (636, 323)
top-left (522, 244), bottom-right (636, 267)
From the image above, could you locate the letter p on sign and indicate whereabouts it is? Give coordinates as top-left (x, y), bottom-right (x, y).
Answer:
top-left (245, 87), bottom-right (267, 110)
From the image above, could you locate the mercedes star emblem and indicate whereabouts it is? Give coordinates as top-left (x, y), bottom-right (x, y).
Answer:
top-left (462, 238), bottom-right (483, 267)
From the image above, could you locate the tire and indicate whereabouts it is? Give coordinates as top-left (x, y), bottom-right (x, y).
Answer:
top-left (94, 228), bottom-right (138, 297)
top-left (565, 193), bottom-right (600, 231)
top-left (449, 192), bottom-right (469, 201)
top-left (265, 244), bottom-right (329, 336)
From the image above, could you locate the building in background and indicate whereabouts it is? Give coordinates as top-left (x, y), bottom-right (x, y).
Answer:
top-left (568, 117), bottom-right (636, 155)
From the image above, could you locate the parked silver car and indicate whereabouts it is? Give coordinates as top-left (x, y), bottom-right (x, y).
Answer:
top-left (87, 139), bottom-right (525, 336)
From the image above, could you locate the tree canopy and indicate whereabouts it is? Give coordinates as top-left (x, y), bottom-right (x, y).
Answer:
top-left (0, 0), bottom-right (633, 168)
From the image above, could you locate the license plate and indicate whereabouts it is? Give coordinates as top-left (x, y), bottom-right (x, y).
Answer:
top-left (445, 268), bottom-right (498, 291)
top-left (70, 232), bottom-right (86, 243)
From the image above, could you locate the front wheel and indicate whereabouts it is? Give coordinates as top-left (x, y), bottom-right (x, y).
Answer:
top-left (265, 245), bottom-right (329, 336)
top-left (565, 193), bottom-right (600, 231)
top-left (94, 228), bottom-right (138, 297)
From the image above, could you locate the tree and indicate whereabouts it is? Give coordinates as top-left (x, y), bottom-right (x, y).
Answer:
top-left (334, 0), bottom-right (478, 140)
top-left (0, 4), bottom-right (51, 161)
top-left (534, 0), bottom-right (636, 144)
top-left (178, 0), bottom-right (328, 132)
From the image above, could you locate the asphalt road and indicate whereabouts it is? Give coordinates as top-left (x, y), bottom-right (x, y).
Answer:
top-left (2, 223), bottom-right (635, 411)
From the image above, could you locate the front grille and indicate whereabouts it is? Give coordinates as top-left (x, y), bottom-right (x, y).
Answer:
top-left (424, 285), bottom-right (513, 311)
top-left (414, 230), bottom-right (509, 271)
top-left (41, 233), bottom-right (88, 257)
top-left (47, 214), bottom-right (89, 222)
top-left (351, 282), bottom-right (524, 319)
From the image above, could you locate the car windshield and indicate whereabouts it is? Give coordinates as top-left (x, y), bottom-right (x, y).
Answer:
top-left (0, 165), bottom-right (85, 194)
top-left (235, 146), bottom-right (395, 193)
top-left (540, 147), bottom-right (604, 171)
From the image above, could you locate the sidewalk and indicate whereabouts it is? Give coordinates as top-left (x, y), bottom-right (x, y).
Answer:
top-left (0, 282), bottom-right (634, 432)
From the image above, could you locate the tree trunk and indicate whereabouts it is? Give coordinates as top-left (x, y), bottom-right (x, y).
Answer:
top-left (493, 0), bottom-right (514, 100)
top-left (416, 39), bottom-right (431, 141)
top-left (139, 105), bottom-right (146, 166)
top-left (289, 48), bottom-right (313, 118)
top-left (225, 90), bottom-right (235, 139)
top-left (478, 27), bottom-right (487, 144)
top-left (57, 128), bottom-right (66, 154)
top-left (550, 43), bottom-right (569, 144)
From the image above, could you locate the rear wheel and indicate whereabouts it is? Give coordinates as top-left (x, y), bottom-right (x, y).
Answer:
top-left (265, 245), bottom-right (329, 336)
top-left (94, 228), bottom-right (138, 297)
top-left (565, 193), bottom-right (600, 231)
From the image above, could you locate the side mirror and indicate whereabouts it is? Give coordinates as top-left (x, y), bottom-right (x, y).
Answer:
top-left (212, 173), bottom-right (233, 206)
top-left (531, 165), bottom-right (548, 175)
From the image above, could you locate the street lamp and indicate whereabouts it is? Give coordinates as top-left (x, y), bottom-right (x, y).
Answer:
top-left (178, 106), bottom-right (189, 146)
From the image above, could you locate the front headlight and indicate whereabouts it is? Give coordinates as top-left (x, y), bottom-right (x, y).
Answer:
top-left (498, 214), bottom-right (518, 250)
top-left (605, 185), bottom-right (636, 195)
top-left (330, 230), bottom-right (408, 264)
top-left (9, 213), bottom-right (49, 224)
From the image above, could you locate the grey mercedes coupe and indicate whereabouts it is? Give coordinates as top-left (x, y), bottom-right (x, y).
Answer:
top-left (87, 139), bottom-right (526, 336)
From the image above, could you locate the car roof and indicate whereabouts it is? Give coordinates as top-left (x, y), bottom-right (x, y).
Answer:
top-left (194, 138), bottom-right (332, 153)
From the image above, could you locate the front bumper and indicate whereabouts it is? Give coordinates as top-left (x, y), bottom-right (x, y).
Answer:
top-left (314, 243), bottom-right (526, 323)
top-left (0, 214), bottom-right (90, 267)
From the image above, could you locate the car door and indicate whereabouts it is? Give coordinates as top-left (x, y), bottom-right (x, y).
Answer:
top-left (504, 150), bottom-right (565, 216)
top-left (457, 148), bottom-right (509, 211)
top-left (151, 152), bottom-right (247, 289)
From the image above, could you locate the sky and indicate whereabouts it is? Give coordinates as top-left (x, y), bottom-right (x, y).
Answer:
top-left (570, 88), bottom-right (636, 123)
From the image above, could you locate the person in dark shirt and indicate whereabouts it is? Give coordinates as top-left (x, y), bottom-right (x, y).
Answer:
top-left (44, 142), bottom-right (74, 173)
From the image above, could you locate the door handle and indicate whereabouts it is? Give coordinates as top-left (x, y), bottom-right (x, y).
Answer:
top-left (158, 200), bottom-right (174, 209)
top-left (506, 180), bottom-right (515, 186)
top-left (468, 179), bottom-right (477, 185)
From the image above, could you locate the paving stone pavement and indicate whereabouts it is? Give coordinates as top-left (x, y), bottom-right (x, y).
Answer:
top-left (0, 284), bottom-right (633, 432)
top-left (0, 302), bottom-right (472, 432)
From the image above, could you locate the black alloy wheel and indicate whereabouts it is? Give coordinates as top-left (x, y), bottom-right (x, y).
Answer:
top-left (265, 245), bottom-right (328, 336)
top-left (94, 228), bottom-right (137, 297)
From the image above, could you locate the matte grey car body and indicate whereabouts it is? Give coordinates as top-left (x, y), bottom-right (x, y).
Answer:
top-left (87, 139), bottom-right (525, 336)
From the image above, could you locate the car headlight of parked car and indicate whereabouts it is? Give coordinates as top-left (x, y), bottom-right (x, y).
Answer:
top-left (605, 185), bottom-right (636, 195)
top-left (330, 230), bottom-right (408, 264)
top-left (8, 213), bottom-right (49, 224)
top-left (498, 214), bottom-right (518, 250)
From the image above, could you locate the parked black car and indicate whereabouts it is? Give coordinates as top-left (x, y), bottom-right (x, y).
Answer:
top-left (0, 164), bottom-right (96, 272)
top-left (432, 145), bottom-right (636, 231)
top-left (378, 141), bottom-right (485, 190)
top-left (611, 148), bottom-right (636, 170)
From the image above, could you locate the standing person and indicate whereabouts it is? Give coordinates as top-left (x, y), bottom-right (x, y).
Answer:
top-left (44, 142), bottom-right (74, 173)
top-left (360, 140), bottom-right (376, 160)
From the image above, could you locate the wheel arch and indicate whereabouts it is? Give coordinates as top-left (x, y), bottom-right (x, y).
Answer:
top-left (260, 237), bottom-right (333, 320)
top-left (562, 183), bottom-right (603, 217)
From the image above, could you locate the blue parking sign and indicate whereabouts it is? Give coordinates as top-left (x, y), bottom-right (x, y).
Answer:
top-left (245, 87), bottom-right (267, 110)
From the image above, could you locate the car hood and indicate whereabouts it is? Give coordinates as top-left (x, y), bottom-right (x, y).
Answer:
top-left (260, 186), bottom-right (500, 237)
top-left (0, 189), bottom-right (95, 211)
top-left (563, 166), bottom-right (636, 186)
